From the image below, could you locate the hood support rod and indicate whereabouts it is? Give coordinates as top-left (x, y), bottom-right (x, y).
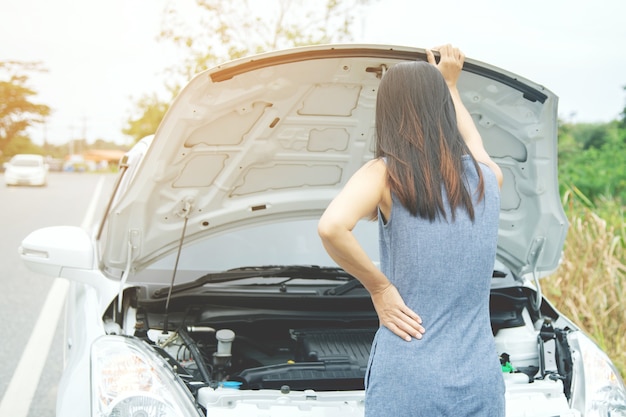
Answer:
top-left (163, 200), bottom-right (192, 334)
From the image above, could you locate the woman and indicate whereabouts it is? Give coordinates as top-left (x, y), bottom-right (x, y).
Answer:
top-left (318, 45), bottom-right (505, 416)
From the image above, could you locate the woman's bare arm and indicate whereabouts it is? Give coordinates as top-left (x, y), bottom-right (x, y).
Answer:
top-left (318, 159), bottom-right (425, 341)
top-left (427, 45), bottom-right (504, 188)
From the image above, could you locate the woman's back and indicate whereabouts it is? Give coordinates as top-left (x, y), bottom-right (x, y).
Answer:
top-left (366, 157), bottom-right (505, 416)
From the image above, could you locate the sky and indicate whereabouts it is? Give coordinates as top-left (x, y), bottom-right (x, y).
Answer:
top-left (1, 0), bottom-right (625, 147)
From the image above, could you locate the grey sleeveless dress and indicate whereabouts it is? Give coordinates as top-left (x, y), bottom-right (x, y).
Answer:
top-left (366, 156), bottom-right (505, 416)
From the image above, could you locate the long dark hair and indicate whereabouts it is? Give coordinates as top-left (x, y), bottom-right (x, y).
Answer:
top-left (375, 61), bottom-right (484, 221)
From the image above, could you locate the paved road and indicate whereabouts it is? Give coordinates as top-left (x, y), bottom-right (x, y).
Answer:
top-left (0, 172), bottom-right (116, 417)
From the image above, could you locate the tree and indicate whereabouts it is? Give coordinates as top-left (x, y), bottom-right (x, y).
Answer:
top-left (122, 93), bottom-right (171, 143)
top-left (0, 61), bottom-right (50, 156)
top-left (123, 0), bottom-right (376, 143)
top-left (558, 120), bottom-right (626, 203)
top-left (2, 135), bottom-right (41, 156)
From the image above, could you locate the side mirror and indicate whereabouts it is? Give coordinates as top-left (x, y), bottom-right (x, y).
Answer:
top-left (19, 226), bottom-right (94, 277)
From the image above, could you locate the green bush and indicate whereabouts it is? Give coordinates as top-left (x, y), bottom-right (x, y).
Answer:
top-left (558, 121), bottom-right (626, 203)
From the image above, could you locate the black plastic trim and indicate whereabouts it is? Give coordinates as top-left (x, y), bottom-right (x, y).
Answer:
top-left (209, 47), bottom-right (548, 103)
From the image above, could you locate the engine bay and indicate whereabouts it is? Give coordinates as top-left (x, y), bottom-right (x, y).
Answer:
top-left (122, 283), bottom-right (574, 402)
top-left (137, 309), bottom-right (379, 391)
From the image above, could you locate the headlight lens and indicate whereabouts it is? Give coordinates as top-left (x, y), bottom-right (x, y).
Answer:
top-left (91, 335), bottom-right (202, 417)
top-left (569, 332), bottom-right (626, 416)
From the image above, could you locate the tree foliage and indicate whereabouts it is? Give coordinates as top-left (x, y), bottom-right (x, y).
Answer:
top-left (0, 61), bottom-right (50, 156)
top-left (123, 0), bottom-right (375, 143)
top-left (558, 120), bottom-right (626, 204)
top-left (122, 93), bottom-right (171, 142)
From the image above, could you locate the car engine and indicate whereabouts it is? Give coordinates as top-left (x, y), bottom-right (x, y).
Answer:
top-left (126, 283), bottom-right (573, 402)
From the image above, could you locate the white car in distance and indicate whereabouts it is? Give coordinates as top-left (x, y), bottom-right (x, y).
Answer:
top-left (4, 154), bottom-right (48, 186)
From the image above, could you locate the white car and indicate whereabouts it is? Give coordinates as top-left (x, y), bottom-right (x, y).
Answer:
top-left (4, 154), bottom-right (48, 186)
top-left (19, 44), bottom-right (626, 416)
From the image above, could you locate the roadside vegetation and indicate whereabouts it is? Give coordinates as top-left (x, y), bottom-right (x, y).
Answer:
top-left (543, 194), bottom-right (625, 378)
top-left (543, 119), bottom-right (626, 378)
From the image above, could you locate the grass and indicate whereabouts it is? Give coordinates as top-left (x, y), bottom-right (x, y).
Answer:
top-left (542, 191), bottom-right (626, 378)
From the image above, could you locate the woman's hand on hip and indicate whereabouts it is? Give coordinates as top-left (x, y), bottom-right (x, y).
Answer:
top-left (370, 283), bottom-right (425, 341)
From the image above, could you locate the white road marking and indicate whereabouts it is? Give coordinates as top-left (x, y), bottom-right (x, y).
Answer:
top-left (0, 175), bottom-right (106, 417)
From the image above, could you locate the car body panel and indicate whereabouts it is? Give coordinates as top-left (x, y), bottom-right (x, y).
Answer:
top-left (98, 44), bottom-right (567, 282)
top-left (56, 282), bottom-right (105, 416)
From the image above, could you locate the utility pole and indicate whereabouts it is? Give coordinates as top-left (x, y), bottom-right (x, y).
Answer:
top-left (68, 124), bottom-right (74, 156)
top-left (80, 116), bottom-right (87, 154)
top-left (42, 122), bottom-right (48, 154)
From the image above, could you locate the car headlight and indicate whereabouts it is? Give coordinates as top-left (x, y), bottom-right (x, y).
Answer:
top-left (91, 335), bottom-right (203, 417)
top-left (569, 331), bottom-right (626, 416)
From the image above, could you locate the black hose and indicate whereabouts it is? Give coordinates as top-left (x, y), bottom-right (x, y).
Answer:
top-left (177, 326), bottom-right (213, 384)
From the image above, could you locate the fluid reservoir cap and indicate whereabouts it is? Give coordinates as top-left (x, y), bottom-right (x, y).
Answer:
top-left (216, 328), bottom-right (235, 342)
top-left (220, 381), bottom-right (242, 390)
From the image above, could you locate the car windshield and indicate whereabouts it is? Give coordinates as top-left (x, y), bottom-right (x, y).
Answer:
top-left (147, 218), bottom-right (380, 273)
top-left (11, 159), bottom-right (41, 167)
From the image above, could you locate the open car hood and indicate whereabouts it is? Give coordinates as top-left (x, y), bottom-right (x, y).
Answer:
top-left (100, 44), bottom-right (567, 280)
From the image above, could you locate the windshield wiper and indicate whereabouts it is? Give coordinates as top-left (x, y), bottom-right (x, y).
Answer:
top-left (153, 265), bottom-right (355, 298)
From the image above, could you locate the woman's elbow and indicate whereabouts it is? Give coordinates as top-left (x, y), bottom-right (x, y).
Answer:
top-left (318, 215), bottom-right (343, 244)
top-left (317, 217), bottom-right (334, 242)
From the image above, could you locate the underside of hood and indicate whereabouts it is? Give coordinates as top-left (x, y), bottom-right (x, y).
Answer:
top-left (100, 44), bottom-right (567, 280)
